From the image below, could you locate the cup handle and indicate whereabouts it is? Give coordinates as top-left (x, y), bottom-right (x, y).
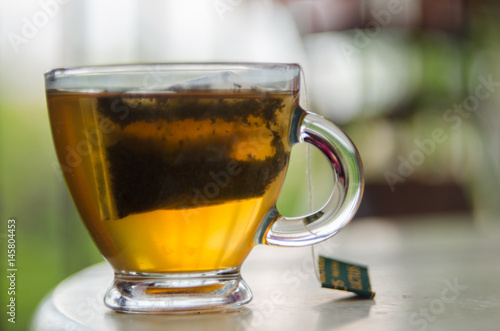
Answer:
top-left (256, 107), bottom-right (364, 247)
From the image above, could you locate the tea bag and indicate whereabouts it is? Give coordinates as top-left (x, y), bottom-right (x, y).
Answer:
top-left (94, 92), bottom-right (292, 219)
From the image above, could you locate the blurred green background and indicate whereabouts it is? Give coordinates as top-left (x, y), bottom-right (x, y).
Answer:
top-left (1, 0), bottom-right (500, 330)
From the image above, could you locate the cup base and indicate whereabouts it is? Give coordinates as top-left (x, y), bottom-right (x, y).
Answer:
top-left (104, 267), bottom-right (252, 313)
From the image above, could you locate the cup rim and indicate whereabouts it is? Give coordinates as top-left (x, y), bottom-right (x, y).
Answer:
top-left (45, 62), bottom-right (302, 93)
top-left (45, 62), bottom-right (302, 79)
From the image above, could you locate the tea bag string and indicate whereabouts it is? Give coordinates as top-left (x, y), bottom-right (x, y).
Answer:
top-left (298, 64), bottom-right (322, 284)
top-left (305, 144), bottom-right (321, 284)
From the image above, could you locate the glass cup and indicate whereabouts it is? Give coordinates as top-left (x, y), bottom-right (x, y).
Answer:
top-left (45, 63), bottom-right (364, 313)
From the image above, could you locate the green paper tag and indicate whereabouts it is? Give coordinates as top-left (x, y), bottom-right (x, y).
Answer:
top-left (318, 255), bottom-right (375, 298)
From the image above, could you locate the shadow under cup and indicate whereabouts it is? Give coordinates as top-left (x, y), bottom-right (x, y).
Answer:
top-left (45, 63), bottom-right (363, 313)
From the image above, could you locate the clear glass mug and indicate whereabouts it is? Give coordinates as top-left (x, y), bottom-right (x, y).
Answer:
top-left (45, 63), bottom-right (363, 313)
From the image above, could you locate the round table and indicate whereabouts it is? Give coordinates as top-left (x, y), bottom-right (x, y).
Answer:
top-left (31, 216), bottom-right (500, 330)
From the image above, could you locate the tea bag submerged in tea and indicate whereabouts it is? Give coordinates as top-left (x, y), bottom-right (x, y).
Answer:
top-left (94, 92), bottom-right (294, 219)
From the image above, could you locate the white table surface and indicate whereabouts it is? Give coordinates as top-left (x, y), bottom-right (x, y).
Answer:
top-left (31, 215), bottom-right (500, 331)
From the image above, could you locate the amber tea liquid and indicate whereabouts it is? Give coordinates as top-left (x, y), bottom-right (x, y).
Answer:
top-left (47, 90), bottom-right (297, 273)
